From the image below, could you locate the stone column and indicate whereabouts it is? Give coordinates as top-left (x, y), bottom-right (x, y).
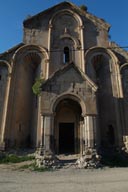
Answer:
top-left (42, 115), bottom-right (53, 155)
top-left (79, 25), bottom-right (85, 72)
top-left (40, 115), bottom-right (44, 148)
top-left (36, 114), bottom-right (57, 168)
top-left (77, 116), bottom-right (100, 168)
top-left (83, 115), bottom-right (97, 150)
top-left (0, 72), bottom-right (11, 150)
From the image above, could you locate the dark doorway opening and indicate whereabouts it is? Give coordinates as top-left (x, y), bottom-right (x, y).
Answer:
top-left (59, 123), bottom-right (75, 154)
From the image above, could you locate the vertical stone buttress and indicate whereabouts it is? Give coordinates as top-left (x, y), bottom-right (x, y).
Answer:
top-left (0, 66), bottom-right (11, 150)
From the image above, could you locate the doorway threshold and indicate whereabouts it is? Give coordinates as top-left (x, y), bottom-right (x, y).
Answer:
top-left (57, 154), bottom-right (80, 161)
top-left (56, 154), bottom-right (80, 168)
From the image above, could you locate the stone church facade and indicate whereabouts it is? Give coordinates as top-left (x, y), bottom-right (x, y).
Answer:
top-left (0, 2), bottom-right (128, 158)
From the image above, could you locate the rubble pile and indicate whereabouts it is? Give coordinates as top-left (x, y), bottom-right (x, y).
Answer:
top-left (35, 147), bottom-right (59, 168)
top-left (76, 149), bottom-right (101, 169)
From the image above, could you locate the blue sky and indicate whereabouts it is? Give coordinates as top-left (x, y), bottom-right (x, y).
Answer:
top-left (0, 0), bottom-right (128, 53)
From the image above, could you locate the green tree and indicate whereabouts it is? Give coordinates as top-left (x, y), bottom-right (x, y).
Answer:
top-left (32, 77), bottom-right (44, 96)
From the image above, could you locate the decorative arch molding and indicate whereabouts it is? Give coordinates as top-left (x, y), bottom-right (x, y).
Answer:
top-left (0, 60), bottom-right (12, 74)
top-left (85, 46), bottom-right (122, 97)
top-left (85, 46), bottom-right (117, 56)
top-left (60, 34), bottom-right (81, 49)
top-left (12, 44), bottom-right (49, 79)
top-left (48, 9), bottom-right (85, 71)
top-left (12, 44), bottom-right (49, 64)
top-left (49, 9), bottom-right (83, 27)
top-left (49, 9), bottom-right (83, 49)
top-left (120, 63), bottom-right (128, 71)
top-left (85, 46), bottom-right (119, 70)
top-left (51, 93), bottom-right (86, 117)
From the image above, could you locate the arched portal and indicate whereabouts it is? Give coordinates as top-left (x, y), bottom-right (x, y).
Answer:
top-left (54, 98), bottom-right (82, 154)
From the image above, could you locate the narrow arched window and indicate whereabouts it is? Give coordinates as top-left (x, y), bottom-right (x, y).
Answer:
top-left (63, 47), bottom-right (70, 63)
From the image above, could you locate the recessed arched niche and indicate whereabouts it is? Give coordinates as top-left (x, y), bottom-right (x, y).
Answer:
top-left (10, 45), bottom-right (49, 147)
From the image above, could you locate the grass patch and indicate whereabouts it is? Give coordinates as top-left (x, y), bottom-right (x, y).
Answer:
top-left (0, 153), bottom-right (54, 172)
top-left (19, 162), bottom-right (53, 172)
top-left (0, 154), bottom-right (35, 164)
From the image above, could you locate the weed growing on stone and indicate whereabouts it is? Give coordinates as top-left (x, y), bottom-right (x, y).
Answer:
top-left (0, 154), bottom-right (35, 164)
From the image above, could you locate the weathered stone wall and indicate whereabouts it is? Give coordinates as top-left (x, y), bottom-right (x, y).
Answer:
top-left (23, 3), bottom-right (110, 76)
top-left (0, 2), bottom-right (127, 152)
top-left (41, 65), bottom-right (97, 115)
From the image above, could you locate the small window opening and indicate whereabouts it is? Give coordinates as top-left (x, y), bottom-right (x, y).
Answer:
top-left (63, 47), bottom-right (70, 63)
top-left (0, 75), bottom-right (1, 80)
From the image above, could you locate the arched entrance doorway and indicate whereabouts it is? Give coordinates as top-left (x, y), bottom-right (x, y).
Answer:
top-left (54, 98), bottom-right (82, 154)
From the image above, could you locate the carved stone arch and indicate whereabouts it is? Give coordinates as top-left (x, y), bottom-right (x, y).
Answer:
top-left (51, 93), bottom-right (85, 154)
top-left (49, 9), bottom-right (83, 27)
top-left (85, 46), bottom-right (118, 61)
top-left (12, 44), bottom-right (49, 60)
top-left (0, 60), bottom-right (12, 74)
top-left (49, 9), bottom-right (84, 71)
top-left (60, 35), bottom-right (81, 49)
top-left (12, 44), bottom-right (49, 79)
top-left (85, 47), bottom-right (119, 87)
top-left (49, 9), bottom-right (83, 48)
top-left (120, 63), bottom-right (128, 71)
top-left (51, 93), bottom-right (86, 116)
top-left (85, 46), bottom-right (119, 74)
top-left (60, 37), bottom-right (75, 64)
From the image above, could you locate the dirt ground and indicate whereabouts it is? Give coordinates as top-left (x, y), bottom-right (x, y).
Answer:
top-left (0, 163), bottom-right (128, 192)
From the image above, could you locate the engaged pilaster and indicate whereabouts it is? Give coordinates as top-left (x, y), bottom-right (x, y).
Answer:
top-left (83, 115), bottom-right (97, 150)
